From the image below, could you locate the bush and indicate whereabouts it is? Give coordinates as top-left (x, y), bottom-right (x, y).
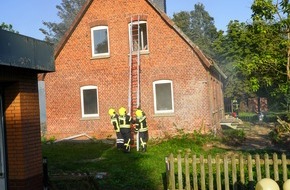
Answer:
top-left (221, 129), bottom-right (246, 146)
top-left (238, 112), bottom-right (289, 123)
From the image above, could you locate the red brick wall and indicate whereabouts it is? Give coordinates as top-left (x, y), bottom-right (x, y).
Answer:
top-left (45, 0), bottom-right (224, 139)
top-left (0, 67), bottom-right (43, 190)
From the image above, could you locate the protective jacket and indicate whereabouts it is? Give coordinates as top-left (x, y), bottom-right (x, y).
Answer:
top-left (110, 114), bottom-right (120, 132)
top-left (135, 112), bottom-right (148, 152)
top-left (110, 114), bottom-right (123, 149)
top-left (119, 114), bottom-right (133, 152)
top-left (135, 115), bottom-right (148, 132)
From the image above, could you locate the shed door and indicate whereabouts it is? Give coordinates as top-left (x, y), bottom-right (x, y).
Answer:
top-left (0, 93), bottom-right (7, 189)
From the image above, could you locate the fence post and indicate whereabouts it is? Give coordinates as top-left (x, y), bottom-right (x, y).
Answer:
top-left (177, 150), bottom-right (183, 190)
top-left (264, 153), bottom-right (270, 178)
top-left (239, 154), bottom-right (245, 189)
top-left (208, 155), bottom-right (214, 190)
top-left (169, 153), bottom-right (175, 190)
top-left (273, 153), bottom-right (279, 181)
top-left (200, 155), bottom-right (206, 190)
top-left (255, 154), bottom-right (262, 182)
top-left (282, 153), bottom-right (288, 182)
top-left (247, 154), bottom-right (254, 190)
top-left (224, 155), bottom-right (230, 190)
top-left (216, 154), bottom-right (222, 190)
top-left (232, 154), bottom-right (237, 190)
top-left (184, 149), bottom-right (191, 190)
top-left (192, 155), bottom-right (198, 190)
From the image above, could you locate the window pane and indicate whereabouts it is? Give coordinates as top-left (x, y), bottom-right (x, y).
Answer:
top-left (132, 25), bottom-right (139, 51)
top-left (93, 29), bottom-right (108, 54)
top-left (156, 83), bottom-right (172, 111)
top-left (83, 89), bottom-right (98, 114)
top-left (130, 22), bottom-right (148, 51)
top-left (140, 23), bottom-right (148, 50)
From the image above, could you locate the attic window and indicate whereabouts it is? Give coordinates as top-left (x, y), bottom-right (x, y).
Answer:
top-left (129, 21), bottom-right (148, 52)
top-left (91, 26), bottom-right (110, 57)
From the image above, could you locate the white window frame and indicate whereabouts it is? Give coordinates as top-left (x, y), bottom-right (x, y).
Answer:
top-left (128, 21), bottom-right (149, 52)
top-left (91, 26), bottom-right (110, 57)
top-left (80, 86), bottom-right (99, 118)
top-left (153, 80), bottom-right (174, 114)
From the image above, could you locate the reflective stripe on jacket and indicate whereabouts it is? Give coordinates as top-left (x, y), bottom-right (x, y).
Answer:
top-left (136, 116), bottom-right (148, 132)
top-left (119, 115), bottom-right (132, 128)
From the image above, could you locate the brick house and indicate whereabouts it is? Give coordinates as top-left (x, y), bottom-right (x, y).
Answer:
top-left (43, 0), bottom-right (226, 140)
top-left (0, 30), bottom-right (54, 189)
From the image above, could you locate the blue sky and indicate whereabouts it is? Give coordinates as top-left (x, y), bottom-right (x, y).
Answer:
top-left (1, 0), bottom-right (253, 41)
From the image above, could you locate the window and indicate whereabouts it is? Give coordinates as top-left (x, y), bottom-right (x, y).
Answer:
top-left (153, 80), bottom-right (174, 114)
top-left (129, 21), bottom-right (148, 51)
top-left (91, 26), bottom-right (110, 57)
top-left (80, 86), bottom-right (99, 118)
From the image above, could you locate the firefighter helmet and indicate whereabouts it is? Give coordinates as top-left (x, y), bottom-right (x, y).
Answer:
top-left (136, 109), bottom-right (143, 117)
top-left (108, 108), bottom-right (115, 116)
top-left (255, 178), bottom-right (279, 190)
top-left (119, 107), bottom-right (126, 116)
top-left (283, 179), bottom-right (290, 190)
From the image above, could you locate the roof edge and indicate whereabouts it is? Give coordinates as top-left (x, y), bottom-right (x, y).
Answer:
top-left (146, 0), bottom-right (212, 68)
top-left (54, 0), bottom-right (93, 58)
top-left (146, 0), bottom-right (228, 79)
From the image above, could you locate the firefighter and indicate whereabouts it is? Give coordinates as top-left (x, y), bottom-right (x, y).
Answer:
top-left (118, 107), bottom-right (133, 152)
top-left (108, 108), bottom-right (123, 150)
top-left (135, 109), bottom-right (148, 152)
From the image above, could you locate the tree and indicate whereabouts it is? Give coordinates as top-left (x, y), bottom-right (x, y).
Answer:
top-left (251, 0), bottom-right (290, 111)
top-left (171, 11), bottom-right (191, 37)
top-left (0, 22), bottom-right (18, 33)
top-left (40, 0), bottom-right (86, 45)
top-left (251, 0), bottom-right (290, 80)
top-left (213, 21), bottom-right (256, 100)
top-left (212, 1), bottom-right (290, 111)
top-left (172, 3), bottom-right (219, 58)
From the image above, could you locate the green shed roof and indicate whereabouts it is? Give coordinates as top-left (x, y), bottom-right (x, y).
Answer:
top-left (0, 29), bottom-right (55, 72)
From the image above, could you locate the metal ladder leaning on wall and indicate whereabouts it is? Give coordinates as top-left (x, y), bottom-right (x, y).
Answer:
top-left (129, 15), bottom-right (141, 150)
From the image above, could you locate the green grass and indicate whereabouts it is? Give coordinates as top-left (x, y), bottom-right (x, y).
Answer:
top-left (42, 134), bottom-right (227, 190)
top-left (42, 131), bottom-right (285, 190)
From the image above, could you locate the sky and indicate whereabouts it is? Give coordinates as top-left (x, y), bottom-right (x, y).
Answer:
top-left (1, 0), bottom-right (253, 41)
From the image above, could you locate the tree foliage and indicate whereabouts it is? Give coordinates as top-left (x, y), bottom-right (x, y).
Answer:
top-left (0, 22), bottom-right (18, 33)
top-left (251, 0), bottom-right (290, 80)
top-left (40, 0), bottom-right (86, 45)
top-left (212, 1), bottom-right (290, 108)
top-left (212, 21), bottom-right (256, 99)
top-left (172, 3), bottom-right (219, 58)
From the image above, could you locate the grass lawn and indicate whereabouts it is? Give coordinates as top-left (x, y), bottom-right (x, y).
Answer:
top-left (42, 131), bottom-right (283, 190)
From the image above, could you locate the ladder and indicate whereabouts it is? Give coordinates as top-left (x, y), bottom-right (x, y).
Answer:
top-left (128, 15), bottom-right (141, 116)
top-left (129, 15), bottom-right (141, 150)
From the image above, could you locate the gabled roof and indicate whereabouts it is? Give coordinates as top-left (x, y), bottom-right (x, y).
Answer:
top-left (54, 0), bottom-right (226, 79)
